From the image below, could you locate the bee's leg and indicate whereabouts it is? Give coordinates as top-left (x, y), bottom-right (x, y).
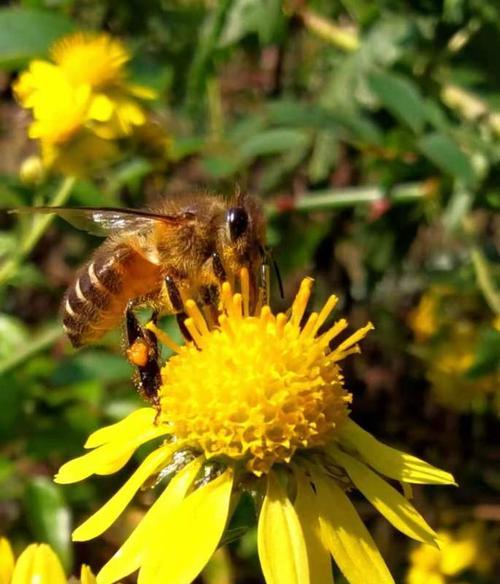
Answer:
top-left (211, 251), bottom-right (226, 282)
top-left (164, 275), bottom-right (193, 343)
top-left (125, 304), bottom-right (161, 405)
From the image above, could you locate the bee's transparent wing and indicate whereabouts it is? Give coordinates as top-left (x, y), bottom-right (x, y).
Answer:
top-left (10, 207), bottom-right (195, 237)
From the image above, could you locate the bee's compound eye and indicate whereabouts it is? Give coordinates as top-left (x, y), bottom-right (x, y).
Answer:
top-left (226, 207), bottom-right (249, 241)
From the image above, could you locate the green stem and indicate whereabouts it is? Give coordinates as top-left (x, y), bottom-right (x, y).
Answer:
top-left (0, 175), bottom-right (76, 285)
top-left (267, 181), bottom-right (427, 216)
top-left (469, 246), bottom-right (500, 316)
top-left (298, 8), bottom-right (360, 52)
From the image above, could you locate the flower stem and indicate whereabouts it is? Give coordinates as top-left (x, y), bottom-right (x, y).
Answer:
top-left (0, 175), bottom-right (76, 286)
top-left (462, 216), bottom-right (500, 316)
top-left (267, 181), bottom-right (428, 216)
top-left (297, 8), bottom-right (360, 52)
top-left (469, 245), bottom-right (500, 316)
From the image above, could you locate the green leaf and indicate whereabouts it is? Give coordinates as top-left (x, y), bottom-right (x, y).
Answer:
top-left (24, 477), bottom-right (73, 571)
top-left (239, 129), bottom-right (310, 159)
top-left (442, 186), bottom-right (474, 231)
top-left (219, 0), bottom-right (285, 46)
top-left (0, 8), bottom-right (75, 69)
top-left (312, 468), bottom-right (394, 584)
top-left (466, 329), bottom-right (500, 378)
top-left (331, 446), bottom-right (439, 546)
top-left (308, 131), bottom-right (339, 184)
top-left (418, 132), bottom-right (476, 186)
top-left (368, 70), bottom-right (427, 133)
top-left (339, 420), bottom-right (456, 485)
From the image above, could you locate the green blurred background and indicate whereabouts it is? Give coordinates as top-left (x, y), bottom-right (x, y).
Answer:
top-left (0, 1), bottom-right (499, 582)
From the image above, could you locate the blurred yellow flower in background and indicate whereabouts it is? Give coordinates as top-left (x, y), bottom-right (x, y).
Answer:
top-left (13, 32), bottom-right (157, 175)
top-left (406, 523), bottom-right (494, 584)
top-left (51, 33), bottom-right (129, 89)
top-left (409, 286), bottom-right (500, 414)
top-left (0, 537), bottom-right (95, 584)
top-left (427, 322), bottom-right (500, 413)
top-left (56, 273), bottom-right (455, 584)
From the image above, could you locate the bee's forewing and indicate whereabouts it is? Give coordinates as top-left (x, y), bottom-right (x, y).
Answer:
top-left (10, 207), bottom-right (195, 237)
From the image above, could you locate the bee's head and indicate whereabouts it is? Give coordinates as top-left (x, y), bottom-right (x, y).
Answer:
top-left (225, 206), bottom-right (249, 242)
top-left (218, 193), bottom-right (266, 271)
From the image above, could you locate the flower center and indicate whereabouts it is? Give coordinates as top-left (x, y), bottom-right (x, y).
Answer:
top-left (155, 274), bottom-right (371, 475)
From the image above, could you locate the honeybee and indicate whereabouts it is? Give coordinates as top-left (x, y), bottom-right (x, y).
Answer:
top-left (14, 191), bottom-right (268, 401)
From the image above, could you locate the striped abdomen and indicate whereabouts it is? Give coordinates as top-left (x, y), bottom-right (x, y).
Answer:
top-left (62, 245), bottom-right (160, 347)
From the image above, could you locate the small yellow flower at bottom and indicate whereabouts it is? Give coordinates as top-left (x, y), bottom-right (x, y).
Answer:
top-left (0, 538), bottom-right (96, 584)
top-left (56, 273), bottom-right (456, 584)
top-left (406, 522), bottom-right (494, 584)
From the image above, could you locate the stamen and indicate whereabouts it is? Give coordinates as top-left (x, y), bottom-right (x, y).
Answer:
top-left (328, 346), bottom-right (361, 362)
top-left (319, 319), bottom-right (348, 347)
top-left (183, 318), bottom-right (205, 349)
top-left (218, 314), bottom-right (233, 337)
top-left (201, 304), bottom-right (217, 330)
top-left (184, 299), bottom-right (210, 337)
top-left (311, 294), bottom-right (339, 336)
top-left (259, 305), bottom-right (273, 325)
top-left (290, 278), bottom-right (313, 327)
top-left (221, 282), bottom-right (233, 316)
top-left (335, 322), bottom-right (374, 353)
top-left (240, 268), bottom-right (250, 317)
top-left (301, 312), bottom-right (319, 338)
top-left (276, 313), bottom-right (287, 335)
top-left (145, 322), bottom-right (181, 353)
top-left (233, 293), bottom-right (243, 319)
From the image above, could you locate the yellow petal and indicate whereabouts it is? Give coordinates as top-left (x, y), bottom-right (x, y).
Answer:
top-left (97, 457), bottom-right (203, 584)
top-left (312, 467), bottom-right (394, 584)
top-left (138, 468), bottom-right (234, 584)
top-left (331, 447), bottom-right (439, 546)
top-left (80, 564), bottom-right (97, 584)
top-left (293, 470), bottom-right (334, 584)
top-left (11, 544), bottom-right (66, 584)
top-left (85, 408), bottom-right (157, 448)
top-left (257, 471), bottom-right (310, 584)
top-left (73, 444), bottom-right (176, 541)
top-left (88, 94), bottom-right (114, 122)
top-left (338, 420), bottom-right (456, 485)
top-left (0, 537), bottom-right (14, 584)
top-left (127, 83), bottom-right (158, 100)
top-left (56, 423), bottom-right (168, 484)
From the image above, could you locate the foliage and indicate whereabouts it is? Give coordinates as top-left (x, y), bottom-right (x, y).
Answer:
top-left (0, 0), bottom-right (499, 582)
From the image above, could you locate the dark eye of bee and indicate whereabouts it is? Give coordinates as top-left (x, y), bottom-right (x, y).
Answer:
top-left (226, 207), bottom-right (249, 241)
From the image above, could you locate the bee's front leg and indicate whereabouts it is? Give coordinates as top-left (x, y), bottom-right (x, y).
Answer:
top-left (125, 304), bottom-right (161, 405)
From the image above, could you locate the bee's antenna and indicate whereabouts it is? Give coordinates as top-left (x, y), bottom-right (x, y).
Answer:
top-left (272, 256), bottom-right (284, 299)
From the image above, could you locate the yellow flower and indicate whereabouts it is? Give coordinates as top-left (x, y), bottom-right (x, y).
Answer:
top-left (50, 33), bottom-right (129, 89)
top-left (427, 322), bottom-right (500, 413)
top-left (406, 523), bottom-right (493, 584)
top-left (56, 274), bottom-right (455, 584)
top-left (0, 538), bottom-right (95, 584)
top-left (408, 291), bottom-right (440, 343)
top-left (15, 62), bottom-right (92, 145)
top-left (13, 32), bottom-right (156, 174)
